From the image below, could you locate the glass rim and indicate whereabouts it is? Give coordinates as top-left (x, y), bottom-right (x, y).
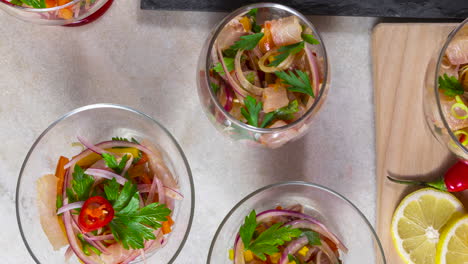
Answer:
top-left (15, 103), bottom-right (195, 264)
top-left (0, 0), bottom-right (83, 12)
top-left (207, 181), bottom-right (386, 263)
top-left (434, 19), bottom-right (468, 154)
top-left (204, 2), bottom-right (329, 133)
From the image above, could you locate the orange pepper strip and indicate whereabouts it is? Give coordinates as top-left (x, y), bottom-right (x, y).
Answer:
top-left (135, 153), bottom-right (149, 166)
top-left (57, 0), bottom-right (73, 20)
top-left (161, 216), bottom-right (174, 234)
top-left (55, 156), bottom-right (69, 195)
top-left (45, 0), bottom-right (57, 7)
top-left (259, 24), bottom-right (275, 54)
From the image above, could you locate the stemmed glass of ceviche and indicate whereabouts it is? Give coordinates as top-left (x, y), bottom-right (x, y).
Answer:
top-left (197, 3), bottom-right (329, 149)
top-left (208, 182), bottom-right (386, 263)
top-left (423, 19), bottom-right (468, 160)
top-left (0, 0), bottom-right (113, 26)
top-left (16, 104), bottom-right (194, 264)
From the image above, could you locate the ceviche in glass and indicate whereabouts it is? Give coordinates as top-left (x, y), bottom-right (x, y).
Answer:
top-left (197, 3), bottom-right (329, 149)
top-left (38, 136), bottom-right (181, 263)
top-left (0, 0), bottom-right (113, 26)
top-left (423, 19), bottom-right (468, 160)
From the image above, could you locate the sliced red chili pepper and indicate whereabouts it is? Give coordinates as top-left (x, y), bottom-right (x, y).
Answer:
top-left (78, 196), bottom-right (114, 232)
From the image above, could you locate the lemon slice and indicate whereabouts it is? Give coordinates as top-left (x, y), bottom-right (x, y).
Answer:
top-left (391, 188), bottom-right (465, 264)
top-left (436, 215), bottom-right (468, 264)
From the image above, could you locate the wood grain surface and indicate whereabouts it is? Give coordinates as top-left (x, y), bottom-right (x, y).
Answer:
top-left (372, 23), bottom-right (459, 263)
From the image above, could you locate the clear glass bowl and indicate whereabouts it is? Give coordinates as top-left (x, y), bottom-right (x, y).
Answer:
top-left (196, 3), bottom-right (330, 149)
top-left (16, 104), bottom-right (194, 263)
top-left (0, 0), bottom-right (113, 26)
top-left (208, 181), bottom-right (386, 263)
top-left (423, 19), bottom-right (468, 160)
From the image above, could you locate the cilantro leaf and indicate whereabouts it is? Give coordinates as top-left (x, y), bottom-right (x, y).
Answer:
top-left (269, 41), bottom-right (304, 67)
top-left (15, 0), bottom-right (45, 8)
top-left (438, 73), bottom-right (464, 97)
top-left (213, 57), bottom-right (234, 76)
top-left (260, 112), bottom-right (276, 128)
top-left (110, 217), bottom-right (156, 250)
top-left (230, 33), bottom-right (264, 51)
top-left (70, 164), bottom-right (95, 201)
top-left (223, 48), bottom-right (237, 58)
top-left (210, 82), bottom-right (220, 94)
top-left (104, 178), bottom-right (120, 202)
top-left (239, 210), bottom-right (257, 247)
top-left (241, 95), bottom-right (262, 127)
top-left (246, 8), bottom-right (261, 33)
top-left (112, 181), bottom-right (138, 212)
top-left (275, 100), bottom-right (299, 121)
top-left (248, 223), bottom-right (301, 260)
top-left (66, 188), bottom-right (77, 203)
top-left (117, 193), bottom-right (140, 215)
top-left (246, 8), bottom-right (257, 17)
top-left (302, 33), bottom-right (320, 45)
top-left (102, 153), bottom-right (129, 174)
top-left (302, 230), bottom-right (322, 245)
top-left (275, 70), bottom-right (315, 98)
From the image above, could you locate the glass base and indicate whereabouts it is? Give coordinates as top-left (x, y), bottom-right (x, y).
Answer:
top-left (63, 0), bottom-right (113, 27)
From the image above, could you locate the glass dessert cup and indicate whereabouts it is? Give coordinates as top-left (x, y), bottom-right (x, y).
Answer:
top-left (0, 0), bottom-right (113, 26)
top-left (16, 104), bottom-right (194, 263)
top-left (423, 19), bottom-right (468, 161)
top-left (196, 3), bottom-right (330, 149)
top-left (208, 181), bottom-right (386, 263)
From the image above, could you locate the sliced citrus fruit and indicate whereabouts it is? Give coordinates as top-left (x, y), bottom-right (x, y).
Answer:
top-left (391, 188), bottom-right (464, 264)
top-left (436, 215), bottom-right (468, 264)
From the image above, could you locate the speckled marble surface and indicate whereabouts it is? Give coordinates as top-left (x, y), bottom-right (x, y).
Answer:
top-left (0, 1), bottom-right (378, 263)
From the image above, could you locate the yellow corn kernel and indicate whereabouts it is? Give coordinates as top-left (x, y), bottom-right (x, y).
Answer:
top-left (298, 246), bottom-right (309, 256)
top-left (270, 252), bottom-right (281, 263)
top-left (244, 250), bottom-right (254, 262)
top-left (239, 16), bottom-right (251, 32)
top-left (229, 249), bottom-right (234, 260)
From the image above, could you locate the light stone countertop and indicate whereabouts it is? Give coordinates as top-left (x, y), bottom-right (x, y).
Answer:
top-left (0, 1), bottom-right (378, 263)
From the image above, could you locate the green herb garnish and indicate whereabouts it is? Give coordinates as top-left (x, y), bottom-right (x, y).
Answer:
top-left (77, 233), bottom-right (101, 256)
top-left (239, 210), bottom-right (302, 261)
top-left (211, 82), bottom-right (220, 94)
top-left (241, 95), bottom-right (263, 127)
top-left (13, 0), bottom-right (45, 8)
top-left (275, 70), bottom-right (315, 98)
top-left (302, 230), bottom-right (322, 245)
top-left (260, 100), bottom-right (299, 128)
top-left (213, 57), bottom-right (235, 76)
top-left (246, 8), bottom-right (262, 33)
top-left (230, 33), bottom-right (264, 51)
top-left (66, 164), bottom-right (94, 202)
top-left (104, 178), bottom-right (120, 202)
top-left (439, 73), bottom-right (464, 97)
top-left (269, 41), bottom-right (304, 67)
top-left (102, 153), bottom-right (129, 174)
top-left (56, 194), bottom-right (63, 213)
top-left (111, 137), bottom-right (140, 144)
top-left (246, 72), bottom-right (256, 84)
top-left (302, 33), bottom-right (320, 45)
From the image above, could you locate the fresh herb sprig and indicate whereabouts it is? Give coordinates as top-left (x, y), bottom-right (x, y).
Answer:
top-left (66, 165), bottom-right (94, 202)
top-left (302, 230), bottom-right (322, 245)
top-left (302, 33), bottom-right (320, 45)
top-left (241, 97), bottom-right (299, 128)
top-left (269, 41), bottom-right (304, 67)
top-left (111, 136), bottom-right (142, 163)
top-left (13, 0), bottom-right (45, 8)
top-left (230, 33), bottom-right (265, 51)
top-left (261, 100), bottom-right (299, 128)
top-left (239, 210), bottom-right (302, 261)
top-left (439, 73), bottom-right (464, 97)
top-left (275, 70), bottom-right (315, 98)
top-left (246, 8), bottom-right (261, 33)
top-left (241, 96), bottom-right (263, 127)
top-left (212, 57), bottom-right (235, 76)
top-left (102, 153), bottom-right (129, 175)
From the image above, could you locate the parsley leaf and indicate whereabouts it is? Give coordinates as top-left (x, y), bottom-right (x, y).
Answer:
top-left (112, 181), bottom-right (138, 212)
top-left (260, 112), bottom-right (276, 128)
top-left (246, 8), bottom-right (261, 33)
top-left (269, 41), bottom-right (304, 67)
top-left (68, 165), bottom-right (94, 201)
top-left (302, 33), bottom-right (320, 45)
top-left (241, 95), bottom-right (262, 127)
top-left (275, 100), bottom-right (299, 121)
top-left (102, 153), bottom-right (129, 174)
top-left (438, 73), bottom-right (464, 97)
top-left (239, 210), bottom-right (257, 247)
top-left (248, 223), bottom-right (302, 260)
top-left (246, 8), bottom-right (257, 17)
top-left (223, 48), bottom-right (237, 58)
top-left (15, 0), bottom-right (45, 8)
top-left (213, 57), bottom-right (234, 76)
top-left (104, 178), bottom-right (120, 202)
top-left (211, 82), bottom-right (220, 94)
top-left (230, 33), bottom-right (264, 51)
top-left (275, 70), bottom-right (315, 98)
top-left (302, 230), bottom-right (322, 245)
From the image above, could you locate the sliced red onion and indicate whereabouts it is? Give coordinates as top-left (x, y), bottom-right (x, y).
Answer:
top-left (319, 241), bottom-right (339, 264)
top-left (77, 136), bottom-right (108, 155)
top-left (138, 184), bottom-right (183, 200)
top-left (57, 201), bottom-right (84, 215)
top-left (305, 46), bottom-right (320, 100)
top-left (86, 234), bottom-right (115, 241)
top-left (279, 236), bottom-right (308, 264)
top-left (85, 168), bottom-right (128, 185)
top-left (121, 154), bottom-right (134, 177)
top-left (147, 176), bottom-right (165, 205)
top-left (217, 46), bottom-right (249, 99)
top-left (234, 49), bottom-right (264, 96)
top-left (62, 212), bottom-right (95, 264)
top-left (224, 83), bottom-right (234, 112)
top-left (64, 246), bottom-right (73, 261)
top-left (234, 235), bottom-right (245, 264)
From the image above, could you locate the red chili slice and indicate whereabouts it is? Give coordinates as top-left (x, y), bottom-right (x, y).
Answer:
top-left (78, 196), bottom-right (114, 232)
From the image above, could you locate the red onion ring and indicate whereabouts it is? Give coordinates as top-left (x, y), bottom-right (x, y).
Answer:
top-left (305, 45), bottom-right (320, 99)
top-left (217, 46), bottom-right (249, 99)
top-left (63, 211), bottom-right (95, 264)
top-left (85, 168), bottom-right (128, 185)
top-left (278, 236), bottom-right (308, 264)
top-left (121, 154), bottom-right (134, 177)
top-left (86, 234), bottom-right (114, 241)
top-left (77, 136), bottom-right (108, 155)
top-left (138, 184), bottom-right (183, 200)
top-left (224, 83), bottom-right (234, 112)
top-left (57, 201), bottom-right (84, 215)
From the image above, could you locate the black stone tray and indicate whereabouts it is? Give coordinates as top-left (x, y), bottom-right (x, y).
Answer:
top-left (141, 0), bottom-right (468, 19)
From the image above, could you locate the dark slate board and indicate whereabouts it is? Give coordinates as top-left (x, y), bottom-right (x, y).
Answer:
top-left (141, 0), bottom-right (468, 19)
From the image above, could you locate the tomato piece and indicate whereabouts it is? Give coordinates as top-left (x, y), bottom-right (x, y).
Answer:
top-left (78, 196), bottom-right (114, 232)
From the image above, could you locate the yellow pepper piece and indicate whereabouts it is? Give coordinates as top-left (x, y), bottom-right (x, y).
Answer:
top-left (244, 250), bottom-right (254, 262)
top-left (298, 246), bottom-right (309, 256)
top-left (76, 148), bottom-right (140, 167)
top-left (270, 252), bottom-right (281, 263)
top-left (239, 16), bottom-right (251, 32)
top-left (229, 249), bottom-right (234, 260)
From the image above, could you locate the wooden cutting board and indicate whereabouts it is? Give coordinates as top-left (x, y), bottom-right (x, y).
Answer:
top-left (372, 23), bottom-right (460, 263)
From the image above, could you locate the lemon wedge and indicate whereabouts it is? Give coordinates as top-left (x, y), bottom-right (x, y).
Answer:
top-left (436, 215), bottom-right (468, 264)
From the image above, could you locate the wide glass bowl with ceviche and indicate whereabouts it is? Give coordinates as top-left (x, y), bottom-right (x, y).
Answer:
top-left (16, 104), bottom-right (194, 264)
top-left (197, 3), bottom-right (329, 149)
top-left (208, 182), bottom-right (386, 264)
top-left (424, 19), bottom-right (468, 160)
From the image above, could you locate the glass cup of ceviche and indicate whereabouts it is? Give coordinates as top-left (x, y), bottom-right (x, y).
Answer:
top-left (423, 19), bottom-right (468, 161)
top-left (197, 3), bottom-right (329, 149)
top-left (208, 182), bottom-right (386, 264)
top-left (16, 104), bottom-right (194, 264)
top-left (0, 0), bottom-right (113, 26)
